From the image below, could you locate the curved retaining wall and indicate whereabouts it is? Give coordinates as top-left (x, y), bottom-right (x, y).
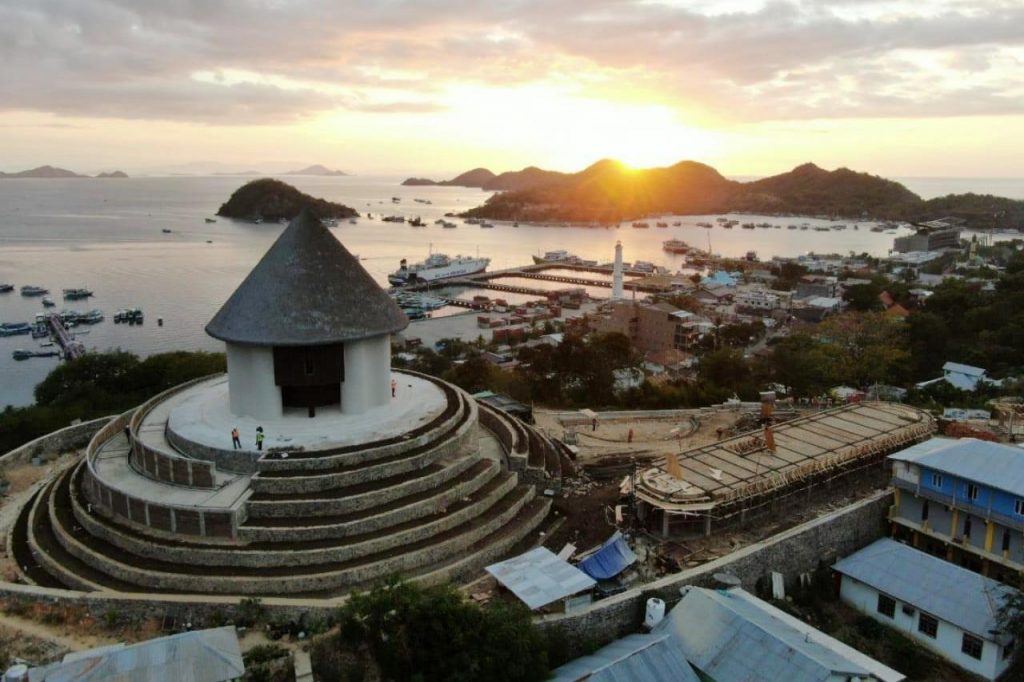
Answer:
top-left (128, 376), bottom-right (220, 484)
top-left (0, 416), bottom-right (112, 473)
top-left (252, 372), bottom-right (467, 474)
top-left (52, 484), bottom-right (536, 595)
top-left (246, 454), bottom-right (481, 519)
top-left (239, 460), bottom-right (502, 543)
top-left (249, 395), bottom-right (477, 495)
top-left (83, 416), bottom-right (244, 539)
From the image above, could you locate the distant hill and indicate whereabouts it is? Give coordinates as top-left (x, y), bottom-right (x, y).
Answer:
top-left (217, 179), bottom-right (358, 221)
top-left (462, 159), bottom-right (1024, 229)
top-left (401, 165), bottom-right (566, 191)
top-left (285, 164), bottom-right (348, 177)
top-left (401, 167), bottom-right (495, 188)
top-left (96, 170), bottom-right (129, 178)
top-left (0, 165), bottom-right (85, 179)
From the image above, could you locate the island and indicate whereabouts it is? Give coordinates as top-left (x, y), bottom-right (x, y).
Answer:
top-left (401, 165), bottom-right (568, 192)
top-left (216, 178), bottom-right (358, 221)
top-left (96, 170), bottom-right (129, 178)
top-left (0, 165), bottom-right (86, 179)
top-left (455, 159), bottom-right (1024, 230)
top-left (285, 164), bottom-right (348, 177)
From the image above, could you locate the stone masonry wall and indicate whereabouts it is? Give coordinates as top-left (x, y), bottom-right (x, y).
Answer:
top-left (0, 417), bottom-right (113, 474)
top-left (534, 490), bottom-right (892, 654)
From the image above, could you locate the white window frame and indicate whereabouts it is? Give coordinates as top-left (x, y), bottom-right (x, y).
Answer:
top-left (931, 473), bottom-right (944, 488)
top-left (1015, 499), bottom-right (1024, 516)
top-left (968, 483), bottom-right (979, 501)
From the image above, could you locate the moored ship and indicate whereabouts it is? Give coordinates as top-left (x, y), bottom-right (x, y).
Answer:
top-left (388, 253), bottom-right (490, 286)
top-left (662, 239), bottom-right (690, 254)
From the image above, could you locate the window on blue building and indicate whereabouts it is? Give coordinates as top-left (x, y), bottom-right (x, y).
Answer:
top-left (932, 473), bottom-right (943, 488)
top-left (968, 484), bottom-right (979, 501)
top-left (1016, 499), bottom-right (1024, 516)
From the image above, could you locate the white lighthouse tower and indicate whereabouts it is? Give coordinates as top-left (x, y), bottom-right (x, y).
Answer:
top-left (612, 241), bottom-right (625, 300)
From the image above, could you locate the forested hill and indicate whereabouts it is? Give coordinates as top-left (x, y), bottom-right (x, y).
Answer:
top-left (217, 179), bottom-right (358, 221)
top-left (457, 160), bottom-right (1024, 229)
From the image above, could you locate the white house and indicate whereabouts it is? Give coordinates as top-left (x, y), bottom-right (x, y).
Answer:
top-left (833, 538), bottom-right (1019, 681)
top-left (941, 361), bottom-right (1000, 392)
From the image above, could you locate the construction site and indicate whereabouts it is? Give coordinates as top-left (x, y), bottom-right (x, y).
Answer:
top-left (536, 398), bottom-right (934, 575)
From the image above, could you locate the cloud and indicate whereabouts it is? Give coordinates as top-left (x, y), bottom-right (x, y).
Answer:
top-left (0, 0), bottom-right (1020, 125)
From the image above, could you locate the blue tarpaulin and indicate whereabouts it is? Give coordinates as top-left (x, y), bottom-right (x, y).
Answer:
top-left (578, 531), bottom-right (637, 580)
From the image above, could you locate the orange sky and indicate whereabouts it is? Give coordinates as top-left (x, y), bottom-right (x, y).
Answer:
top-left (1, 1), bottom-right (1021, 177)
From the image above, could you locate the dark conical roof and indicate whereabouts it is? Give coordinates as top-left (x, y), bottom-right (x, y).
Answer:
top-left (206, 210), bottom-right (408, 346)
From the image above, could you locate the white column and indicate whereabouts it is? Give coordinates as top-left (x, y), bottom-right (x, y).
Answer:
top-left (612, 241), bottom-right (624, 300)
top-left (341, 334), bottom-right (392, 414)
top-left (226, 344), bottom-right (282, 419)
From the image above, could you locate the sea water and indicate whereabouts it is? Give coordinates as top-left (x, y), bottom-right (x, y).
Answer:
top-left (0, 175), bottom-right (1019, 407)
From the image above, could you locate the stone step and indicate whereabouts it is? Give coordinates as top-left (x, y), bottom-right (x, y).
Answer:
top-left (10, 487), bottom-right (67, 589)
top-left (26, 472), bottom-right (140, 592)
top-left (251, 375), bottom-right (466, 473)
top-left (403, 495), bottom-right (551, 590)
top-left (47, 473), bottom-right (538, 595)
top-left (245, 453), bottom-right (480, 519)
top-left (239, 458), bottom-right (501, 542)
top-left (70, 458), bottom-right (520, 569)
top-left (247, 396), bottom-right (475, 495)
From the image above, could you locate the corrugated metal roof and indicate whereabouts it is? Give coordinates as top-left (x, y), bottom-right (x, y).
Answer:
top-left (578, 531), bottom-right (637, 581)
top-left (549, 634), bottom-right (699, 682)
top-left (943, 361), bottom-right (986, 376)
top-left (30, 627), bottom-right (245, 682)
top-left (205, 210), bottom-right (408, 346)
top-left (833, 538), bottom-right (1017, 639)
top-left (656, 587), bottom-right (905, 682)
top-left (486, 546), bottom-right (595, 610)
top-left (889, 437), bottom-right (1024, 497)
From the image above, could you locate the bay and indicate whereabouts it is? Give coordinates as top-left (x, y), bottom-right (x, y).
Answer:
top-left (0, 175), bottom-right (1017, 408)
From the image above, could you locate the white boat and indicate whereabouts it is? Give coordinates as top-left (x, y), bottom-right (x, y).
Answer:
top-left (533, 250), bottom-right (582, 265)
top-left (388, 253), bottom-right (490, 286)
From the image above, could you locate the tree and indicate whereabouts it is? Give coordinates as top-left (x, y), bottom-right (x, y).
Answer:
top-left (813, 312), bottom-right (910, 387)
top-left (997, 588), bottom-right (1024, 679)
top-left (769, 334), bottom-right (827, 397)
top-left (842, 282), bottom-right (885, 312)
top-left (330, 579), bottom-right (550, 682)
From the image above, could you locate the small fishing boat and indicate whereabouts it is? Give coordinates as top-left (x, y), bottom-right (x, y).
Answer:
top-left (63, 288), bottom-right (94, 300)
top-left (0, 284), bottom-right (13, 293)
top-left (205, 218), bottom-right (217, 223)
top-left (41, 296), bottom-right (56, 307)
top-left (161, 228), bottom-right (173, 233)
top-left (0, 322), bottom-right (32, 336)
top-left (20, 285), bottom-right (48, 296)
top-left (662, 239), bottom-right (690, 254)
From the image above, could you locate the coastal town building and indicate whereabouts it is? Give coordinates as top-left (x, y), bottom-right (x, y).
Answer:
top-left (552, 585), bottom-right (904, 681)
top-left (26, 627), bottom-right (245, 682)
top-left (889, 438), bottom-right (1024, 582)
top-left (893, 228), bottom-right (961, 253)
top-left (589, 300), bottom-right (710, 353)
top-left (834, 538), bottom-right (1017, 680)
top-left (916, 361), bottom-right (1000, 392)
top-left (795, 275), bottom-right (838, 300)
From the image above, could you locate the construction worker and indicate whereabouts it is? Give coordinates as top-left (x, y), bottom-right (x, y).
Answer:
top-left (255, 427), bottom-right (265, 451)
top-left (231, 427), bottom-right (241, 449)
top-left (391, 378), bottom-right (397, 398)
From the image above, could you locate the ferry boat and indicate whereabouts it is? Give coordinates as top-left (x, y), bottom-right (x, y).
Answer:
top-left (388, 253), bottom-right (490, 286)
top-left (20, 285), bottom-right (48, 296)
top-left (662, 239), bottom-right (690, 254)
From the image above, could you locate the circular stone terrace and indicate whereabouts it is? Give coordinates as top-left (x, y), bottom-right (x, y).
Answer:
top-left (158, 373), bottom-right (448, 467)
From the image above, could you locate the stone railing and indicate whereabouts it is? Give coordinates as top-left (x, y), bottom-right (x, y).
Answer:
top-left (128, 375), bottom-right (220, 486)
top-left (83, 414), bottom-right (244, 539)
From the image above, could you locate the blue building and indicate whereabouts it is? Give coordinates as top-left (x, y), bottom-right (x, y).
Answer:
top-left (889, 438), bottom-right (1024, 582)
